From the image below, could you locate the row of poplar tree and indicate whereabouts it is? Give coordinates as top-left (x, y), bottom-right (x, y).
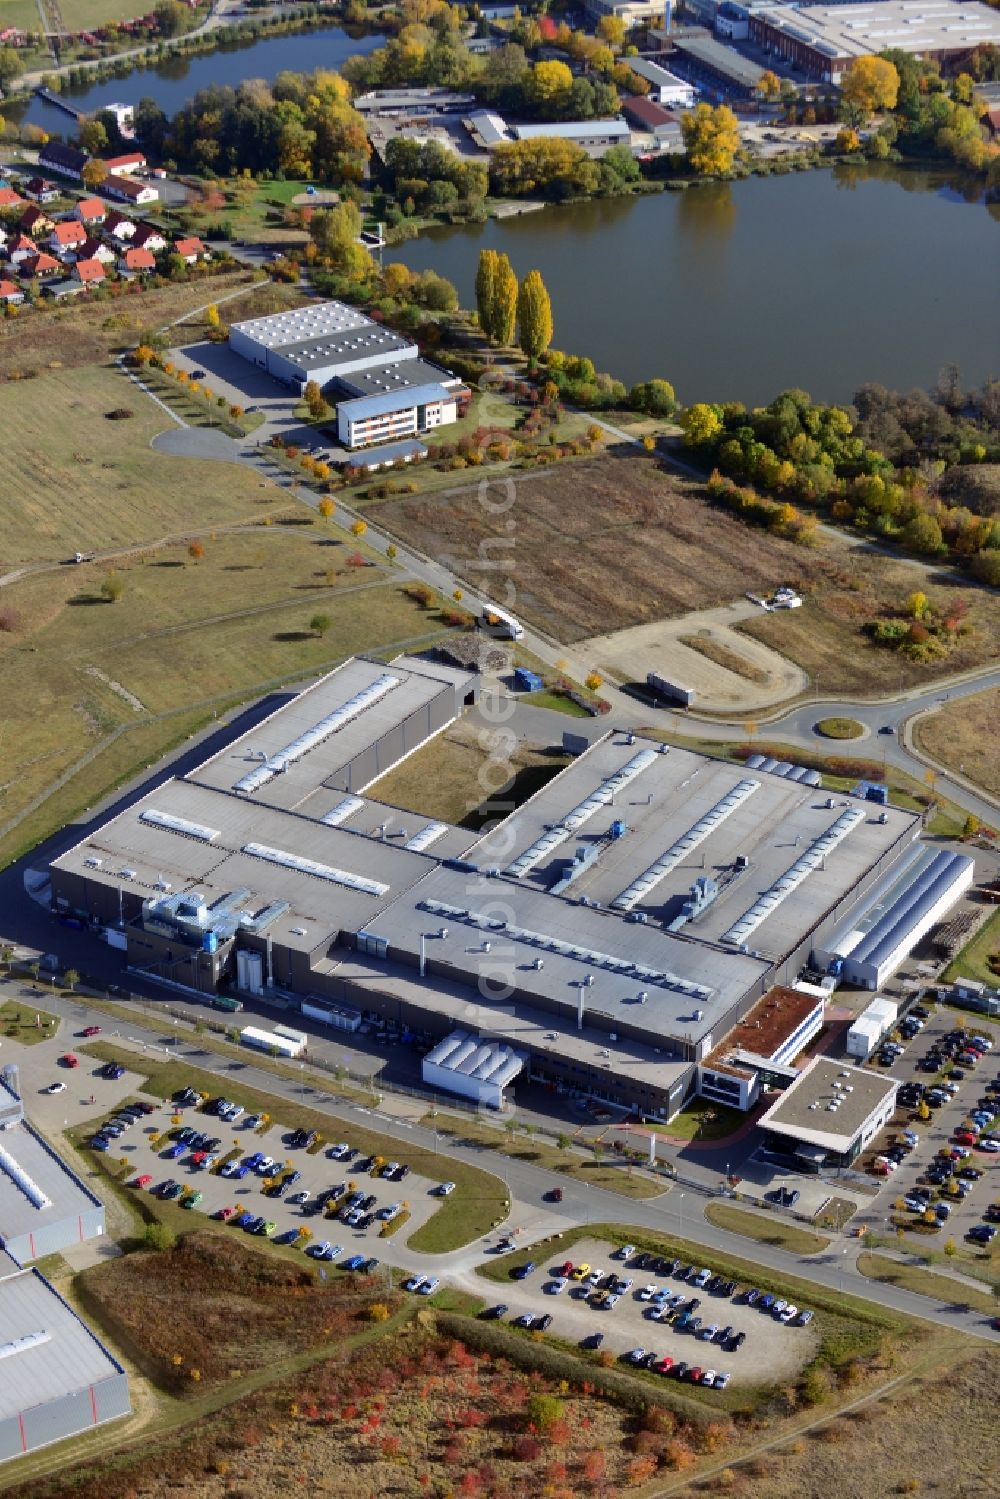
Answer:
top-left (475, 251), bottom-right (553, 361)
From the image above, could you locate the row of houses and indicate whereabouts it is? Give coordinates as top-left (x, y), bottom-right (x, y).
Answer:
top-left (0, 174), bottom-right (206, 302)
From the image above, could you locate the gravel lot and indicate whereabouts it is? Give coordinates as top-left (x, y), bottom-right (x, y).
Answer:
top-left (475, 1235), bottom-right (817, 1386)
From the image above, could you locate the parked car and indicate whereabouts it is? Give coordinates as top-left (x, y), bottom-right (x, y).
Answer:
top-left (60, 1053), bottom-right (79, 1068)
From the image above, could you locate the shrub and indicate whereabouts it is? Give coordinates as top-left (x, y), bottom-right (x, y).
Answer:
top-left (144, 1222), bottom-right (176, 1252)
top-left (366, 1302), bottom-right (391, 1322)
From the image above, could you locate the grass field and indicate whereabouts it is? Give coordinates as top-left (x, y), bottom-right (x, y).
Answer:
top-left (655, 1096), bottom-right (748, 1142)
top-left (0, 1000), bottom-right (59, 1044)
top-left (0, 366), bottom-right (271, 568)
top-left (0, 506), bottom-right (452, 865)
top-left (704, 1202), bottom-right (831, 1256)
top-left (857, 1251), bottom-right (997, 1314)
top-left (941, 906), bottom-right (1000, 987)
top-left (56, 0), bottom-right (181, 30)
top-left (425, 1113), bottom-right (666, 1200)
top-left (914, 687), bottom-right (1000, 802)
top-left (0, 270), bottom-right (255, 381)
top-left (367, 720), bottom-right (571, 830)
top-left (371, 452), bottom-right (835, 643)
top-left (816, 716), bottom-right (865, 739)
top-left (80, 1041), bottom-right (508, 1252)
top-left (3, 0), bottom-right (44, 30)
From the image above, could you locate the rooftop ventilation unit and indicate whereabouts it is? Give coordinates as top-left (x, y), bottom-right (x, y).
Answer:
top-left (506, 748), bottom-right (658, 878)
top-left (321, 796), bottom-right (364, 827)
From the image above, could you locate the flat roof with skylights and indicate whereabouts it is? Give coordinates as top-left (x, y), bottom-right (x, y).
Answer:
top-left (757, 1), bottom-right (1000, 63)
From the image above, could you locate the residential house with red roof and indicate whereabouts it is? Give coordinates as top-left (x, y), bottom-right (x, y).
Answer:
top-left (0, 187), bottom-right (25, 210)
top-left (73, 197), bottom-right (107, 225)
top-left (49, 219), bottom-right (89, 258)
top-left (73, 257), bottom-right (107, 287)
top-left (20, 251), bottom-right (61, 278)
top-left (173, 236), bottom-right (209, 264)
top-left (7, 234), bottom-right (40, 266)
top-left (120, 245), bottom-right (156, 275)
top-left (0, 280), bottom-right (24, 306)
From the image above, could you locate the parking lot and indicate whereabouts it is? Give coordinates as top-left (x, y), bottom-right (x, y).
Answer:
top-left (862, 1007), bottom-right (999, 1246)
top-left (473, 1236), bottom-right (817, 1387)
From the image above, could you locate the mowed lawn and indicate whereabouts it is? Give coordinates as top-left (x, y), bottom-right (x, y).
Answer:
top-left (0, 366), bottom-right (270, 568)
top-left (0, 525), bottom-right (453, 863)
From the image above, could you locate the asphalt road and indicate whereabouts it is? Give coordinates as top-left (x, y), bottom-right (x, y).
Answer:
top-left (13, 984), bottom-right (1000, 1346)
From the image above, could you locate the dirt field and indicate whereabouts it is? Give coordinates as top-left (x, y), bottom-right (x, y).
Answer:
top-left (913, 688), bottom-right (1000, 800)
top-left (371, 454), bottom-right (831, 643)
top-left (580, 604), bottom-right (809, 711)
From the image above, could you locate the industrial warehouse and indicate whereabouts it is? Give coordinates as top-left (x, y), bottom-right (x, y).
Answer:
top-left (227, 300), bottom-right (467, 449)
top-left (0, 1252), bottom-right (129, 1463)
top-left (749, 1), bottom-right (1000, 83)
top-left (0, 1072), bottom-right (106, 1267)
top-left (48, 656), bottom-right (973, 1119)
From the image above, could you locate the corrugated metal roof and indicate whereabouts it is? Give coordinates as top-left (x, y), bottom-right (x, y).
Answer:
top-left (0, 1268), bottom-right (125, 1421)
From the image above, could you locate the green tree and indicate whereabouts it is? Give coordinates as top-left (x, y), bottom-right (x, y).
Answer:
top-left (680, 403), bottom-right (723, 447)
top-left (681, 103), bottom-right (741, 176)
top-left (0, 48), bottom-right (24, 90)
top-left (963, 814), bottom-right (981, 837)
top-left (154, 0), bottom-right (188, 38)
top-left (517, 269), bottom-right (553, 361)
top-left (310, 612), bottom-right (333, 638)
top-left (144, 1222), bottom-right (176, 1251)
top-left (556, 1132), bottom-right (571, 1151)
top-left (78, 117), bottom-right (108, 157)
top-left (525, 1392), bottom-right (565, 1431)
top-left (100, 574), bottom-right (124, 603)
top-left (312, 200), bottom-right (364, 269)
top-left (901, 512), bottom-right (944, 555)
top-left (63, 968), bottom-right (80, 991)
top-left (630, 379), bottom-right (677, 416)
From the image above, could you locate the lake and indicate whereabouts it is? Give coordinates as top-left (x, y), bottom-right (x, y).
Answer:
top-left (12, 26), bottom-right (381, 132)
top-left (392, 165), bottom-right (1000, 407)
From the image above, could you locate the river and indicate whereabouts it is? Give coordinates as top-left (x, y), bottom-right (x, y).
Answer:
top-left (393, 164), bottom-right (1000, 407)
top-left (11, 25), bottom-right (381, 132)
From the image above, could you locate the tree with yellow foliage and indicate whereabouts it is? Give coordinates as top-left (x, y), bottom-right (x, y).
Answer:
top-left (527, 60), bottom-right (574, 116)
top-left (680, 104), bottom-right (741, 176)
top-left (835, 126), bottom-right (861, 153)
top-left (679, 403), bottom-right (723, 447)
top-left (597, 15), bottom-right (625, 49)
top-left (840, 55), bottom-right (899, 122)
top-left (757, 70), bottom-right (781, 102)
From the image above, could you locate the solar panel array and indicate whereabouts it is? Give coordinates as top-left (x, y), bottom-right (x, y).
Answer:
top-left (233, 673), bottom-right (400, 794)
top-left (242, 842), bottom-right (389, 898)
top-left (139, 808), bottom-right (220, 843)
top-left (418, 897), bottom-right (713, 1001)
top-left (506, 748), bottom-right (659, 879)
top-left (721, 807), bottom-right (865, 948)
top-left (611, 777), bottom-right (760, 912)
